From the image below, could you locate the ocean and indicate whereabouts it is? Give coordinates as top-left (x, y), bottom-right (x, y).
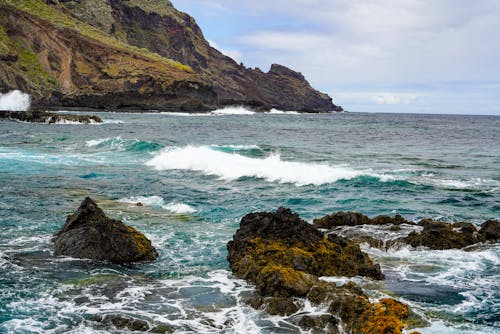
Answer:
top-left (0, 109), bottom-right (498, 333)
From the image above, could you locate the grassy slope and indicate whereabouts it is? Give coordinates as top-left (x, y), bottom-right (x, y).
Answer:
top-left (0, 0), bottom-right (193, 73)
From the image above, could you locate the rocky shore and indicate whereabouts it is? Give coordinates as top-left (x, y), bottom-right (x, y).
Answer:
top-left (227, 208), bottom-right (423, 334)
top-left (313, 211), bottom-right (499, 250)
top-left (0, 110), bottom-right (102, 124)
top-left (48, 199), bottom-right (498, 332)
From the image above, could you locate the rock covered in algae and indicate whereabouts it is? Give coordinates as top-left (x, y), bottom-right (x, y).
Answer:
top-left (227, 208), bottom-right (419, 333)
top-left (53, 197), bottom-right (157, 263)
top-left (227, 207), bottom-right (383, 298)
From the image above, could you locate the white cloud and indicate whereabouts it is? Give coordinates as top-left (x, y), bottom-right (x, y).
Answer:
top-left (208, 39), bottom-right (243, 63)
top-left (372, 93), bottom-right (417, 105)
top-left (172, 0), bottom-right (500, 114)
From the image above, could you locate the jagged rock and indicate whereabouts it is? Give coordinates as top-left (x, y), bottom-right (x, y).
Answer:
top-left (227, 208), bottom-right (383, 298)
top-left (0, 110), bottom-right (102, 124)
top-left (245, 296), bottom-right (300, 316)
top-left (315, 211), bottom-right (498, 250)
top-left (297, 314), bottom-right (339, 333)
top-left (396, 220), bottom-right (485, 250)
top-left (91, 314), bottom-right (150, 332)
top-left (53, 197), bottom-right (158, 263)
top-left (227, 207), bottom-right (419, 334)
top-left (313, 211), bottom-right (411, 229)
top-left (479, 220), bottom-right (499, 241)
top-left (307, 282), bottom-right (412, 334)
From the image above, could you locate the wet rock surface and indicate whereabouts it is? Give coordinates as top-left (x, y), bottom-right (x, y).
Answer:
top-left (315, 211), bottom-right (498, 250)
top-left (0, 110), bottom-right (102, 124)
top-left (53, 197), bottom-right (158, 263)
top-left (227, 208), bottom-right (416, 333)
top-left (227, 207), bottom-right (384, 295)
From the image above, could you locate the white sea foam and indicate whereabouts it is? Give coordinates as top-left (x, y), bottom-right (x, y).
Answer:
top-left (269, 108), bottom-right (300, 115)
top-left (157, 111), bottom-right (213, 117)
top-left (209, 144), bottom-right (261, 150)
top-left (86, 138), bottom-right (111, 147)
top-left (211, 106), bottom-right (255, 115)
top-left (145, 145), bottom-right (389, 186)
top-left (163, 202), bottom-right (197, 214)
top-left (118, 195), bottom-right (196, 214)
top-left (47, 118), bottom-right (99, 125)
top-left (0, 90), bottom-right (31, 111)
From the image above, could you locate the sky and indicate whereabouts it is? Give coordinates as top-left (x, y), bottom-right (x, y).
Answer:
top-left (170, 0), bottom-right (500, 115)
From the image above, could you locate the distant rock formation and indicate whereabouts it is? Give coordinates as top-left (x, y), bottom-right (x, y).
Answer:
top-left (0, 0), bottom-right (341, 112)
top-left (53, 197), bottom-right (158, 263)
top-left (0, 110), bottom-right (102, 124)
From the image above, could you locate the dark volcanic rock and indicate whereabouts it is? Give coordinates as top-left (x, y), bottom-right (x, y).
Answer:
top-left (227, 207), bottom-right (417, 334)
top-left (53, 197), bottom-right (158, 263)
top-left (315, 211), bottom-right (498, 250)
top-left (396, 220), bottom-right (485, 250)
top-left (479, 220), bottom-right (500, 241)
top-left (227, 207), bottom-right (383, 298)
top-left (0, 110), bottom-right (102, 124)
top-left (313, 211), bottom-right (411, 229)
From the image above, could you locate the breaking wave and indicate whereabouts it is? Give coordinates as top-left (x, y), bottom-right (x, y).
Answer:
top-left (0, 90), bottom-right (31, 111)
top-left (145, 145), bottom-right (390, 186)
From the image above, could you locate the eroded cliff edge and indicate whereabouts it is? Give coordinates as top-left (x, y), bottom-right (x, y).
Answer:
top-left (0, 0), bottom-right (342, 112)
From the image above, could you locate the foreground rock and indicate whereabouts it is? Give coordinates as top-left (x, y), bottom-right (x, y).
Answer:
top-left (53, 197), bottom-right (157, 263)
top-left (228, 208), bottom-right (417, 333)
top-left (228, 207), bottom-right (384, 297)
top-left (314, 211), bottom-right (498, 250)
top-left (0, 110), bottom-right (102, 124)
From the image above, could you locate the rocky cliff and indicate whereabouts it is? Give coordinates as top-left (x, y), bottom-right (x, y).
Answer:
top-left (0, 0), bottom-right (341, 112)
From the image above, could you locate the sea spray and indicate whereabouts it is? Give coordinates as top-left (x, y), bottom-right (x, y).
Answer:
top-left (0, 90), bottom-right (31, 111)
top-left (145, 145), bottom-right (387, 186)
top-left (211, 106), bottom-right (255, 115)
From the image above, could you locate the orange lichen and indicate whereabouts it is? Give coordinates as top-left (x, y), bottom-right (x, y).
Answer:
top-left (359, 298), bottom-right (409, 334)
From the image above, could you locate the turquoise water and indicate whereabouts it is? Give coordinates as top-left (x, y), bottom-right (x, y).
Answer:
top-left (0, 111), bottom-right (498, 333)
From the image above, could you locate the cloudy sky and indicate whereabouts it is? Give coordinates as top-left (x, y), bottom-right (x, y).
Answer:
top-left (171, 0), bottom-right (500, 115)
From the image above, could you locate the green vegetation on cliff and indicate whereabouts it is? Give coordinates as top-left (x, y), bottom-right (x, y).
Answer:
top-left (0, 0), bottom-right (192, 73)
top-left (0, 25), bottom-right (59, 96)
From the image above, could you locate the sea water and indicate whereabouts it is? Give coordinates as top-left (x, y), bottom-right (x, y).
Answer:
top-left (0, 110), bottom-right (498, 333)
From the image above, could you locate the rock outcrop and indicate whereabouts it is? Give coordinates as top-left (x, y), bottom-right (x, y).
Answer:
top-left (53, 197), bottom-right (158, 263)
top-left (0, 110), bottom-right (102, 124)
top-left (314, 211), bottom-right (499, 250)
top-left (0, 0), bottom-right (341, 112)
top-left (227, 208), bottom-right (417, 333)
top-left (0, 1), bottom-right (216, 111)
top-left (227, 207), bottom-right (384, 297)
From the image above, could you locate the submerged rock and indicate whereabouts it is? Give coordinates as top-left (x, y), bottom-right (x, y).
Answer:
top-left (53, 197), bottom-right (157, 263)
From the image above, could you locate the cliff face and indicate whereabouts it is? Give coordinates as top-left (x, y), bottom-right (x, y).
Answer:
top-left (0, 0), bottom-right (341, 112)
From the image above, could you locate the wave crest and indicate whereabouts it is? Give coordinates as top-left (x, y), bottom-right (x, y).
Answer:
top-left (145, 145), bottom-right (386, 186)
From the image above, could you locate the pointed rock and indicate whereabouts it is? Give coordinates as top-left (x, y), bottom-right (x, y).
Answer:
top-left (53, 197), bottom-right (158, 263)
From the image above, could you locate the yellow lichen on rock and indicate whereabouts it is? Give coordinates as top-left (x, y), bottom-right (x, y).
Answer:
top-left (360, 298), bottom-right (409, 334)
